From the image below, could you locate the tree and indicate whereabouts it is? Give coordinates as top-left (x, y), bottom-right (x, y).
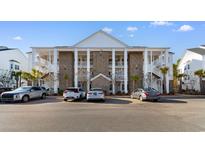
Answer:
top-left (160, 66), bottom-right (169, 94)
top-left (21, 69), bottom-right (44, 86)
top-left (177, 73), bottom-right (186, 93)
top-left (64, 73), bottom-right (69, 87)
top-left (0, 70), bottom-right (11, 87)
top-left (131, 75), bottom-right (140, 91)
top-left (173, 59), bottom-right (181, 92)
top-left (14, 71), bottom-right (22, 88)
top-left (21, 71), bottom-right (34, 85)
top-left (194, 69), bottom-right (205, 94)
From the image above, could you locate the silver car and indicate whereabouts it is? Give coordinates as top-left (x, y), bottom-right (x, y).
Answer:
top-left (1, 86), bottom-right (47, 103)
top-left (131, 87), bottom-right (161, 101)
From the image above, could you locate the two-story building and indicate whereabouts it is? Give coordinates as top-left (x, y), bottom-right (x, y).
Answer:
top-left (0, 46), bottom-right (28, 88)
top-left (178, 45), bottom-right (205, 93)
top-left (28, 30), bottom-right (174, 94)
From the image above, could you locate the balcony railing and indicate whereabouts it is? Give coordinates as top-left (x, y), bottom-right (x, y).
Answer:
top-left (78, 61), bottom-right (93, 68)
top-left (109, 61), bottom-right (124, 68)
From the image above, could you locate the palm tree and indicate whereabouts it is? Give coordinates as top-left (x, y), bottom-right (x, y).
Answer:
top-left (64, 73), bottom-right (69, 87)
top-left (177, 73), bottom-right (186, 93)
top-left (173, 59), bottom-right (181, 92)
top-left (194, 69), bottom-right (205, 94)
top-left (21, 69), bottom-right (44, 86)
top-left (14, 71), bottom-right (22, 88)
top-left (21, 71), bottom-right (34, 85)
top-left (131, 75), bottom-right (140, 91)
top-left (160, 66), bottom-right (169, 94)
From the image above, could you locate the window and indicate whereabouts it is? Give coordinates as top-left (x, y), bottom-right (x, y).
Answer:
top-left (109, 58), bottom-right (112, 64)
top-left (109, 84), bottom-right (112, 91)
top-left (32, 87), bottom-right (41, 91)
top-left (10, 64), bottom-right (13, 69)
top-left (187, 65), bottom-right (190, 69)
top-left (15, 65), bottom-right (19, 70)
top-left (187, 75), bottom-right (190, 80)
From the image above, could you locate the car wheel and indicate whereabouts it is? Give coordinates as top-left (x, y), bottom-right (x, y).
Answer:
top-left (41, 93), bottom-right (46, 99)
top-left (139, 96), bottom-right (143, 101)
top-left (22, 95), bottom-right (29, 102)
top-left (64, 98), bottom-right (67, 101)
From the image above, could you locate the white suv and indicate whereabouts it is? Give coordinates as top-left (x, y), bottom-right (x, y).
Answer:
top-left (63, 87), bottom-right (85, 101)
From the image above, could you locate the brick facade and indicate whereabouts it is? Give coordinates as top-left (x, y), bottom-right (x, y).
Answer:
top-left (59, 52), bottom-right (74, 90)
top-left (128, 52), bottom-right (144, 92)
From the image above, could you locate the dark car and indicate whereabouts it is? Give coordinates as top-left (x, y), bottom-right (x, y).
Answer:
top-left (131, 87), bottom-right (161, 101)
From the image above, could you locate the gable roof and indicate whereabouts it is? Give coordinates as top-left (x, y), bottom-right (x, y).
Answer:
top-left (90, 73), bottom-right (111, 81)
top-left (188, 48), bottom-right (205, 55)
top-left (74, 30), bottom-right (128, 48)
top-left (0, 46), bottom-right (16, 52)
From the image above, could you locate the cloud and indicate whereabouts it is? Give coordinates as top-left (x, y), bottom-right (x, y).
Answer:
top-left (177, 25), bottom-right (194, 32)
top-left (102, 27), bottom-right (112, 33)
top-left (129, 34), bottom-right (134, 38)
top-left (127, 26), bottom-right (138, 32)
top-left (12, 36), bottom-right (23, 40)
top-left (150, 21), bottom-right (173, 26)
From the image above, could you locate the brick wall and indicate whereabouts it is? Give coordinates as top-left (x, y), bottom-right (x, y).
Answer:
top-left (128, 52), bottom-right (144, 92)
top-left (59, 52), bottom-right (74, 90)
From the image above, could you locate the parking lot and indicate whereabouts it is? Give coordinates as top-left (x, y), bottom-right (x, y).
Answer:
top-left (0, 96), bottom-right (205, 131)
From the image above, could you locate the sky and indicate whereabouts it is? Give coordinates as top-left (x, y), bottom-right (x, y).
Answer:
top-left (0, 21), bottom-right (205, 62)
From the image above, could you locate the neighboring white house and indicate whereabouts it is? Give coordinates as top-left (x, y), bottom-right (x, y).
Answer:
top-left (0, 46), bottom-right (28, 88)
top-left (178, 45), bottom-right (205, 92)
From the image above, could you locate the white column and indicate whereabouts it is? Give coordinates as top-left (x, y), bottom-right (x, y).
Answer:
top-left (32, 48), bottom-right (36, 69)
top-left (48, 49), bottom-right (51, 70)
top-left (87, 48), bottom-right (90, 92)
top-left (165, 49), bottom-right (169, 93)
top-left (202, 55), bottom-right (205, 69)
top-left (74, 48), bottom-right (78, 87)
top-left (150, 51), bottom-right (153, 88)
top-left (53, 48), bottom-right (59, 93)
top-left (112, 49), bottom-right (116, 94)
top-left (143, 48), bottom-right (148, 88)
top-left (124, 48), bottom-right (128, 94)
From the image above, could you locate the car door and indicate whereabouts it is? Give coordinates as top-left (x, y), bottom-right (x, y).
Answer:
top-left (80, 89), bottom-right (85, 98)
top-left (132, 89), bottom-right (137, 98)
top-left (29, 87), bottom-right (37, 99)
top-left (30, 87), bottom-right (42, 98)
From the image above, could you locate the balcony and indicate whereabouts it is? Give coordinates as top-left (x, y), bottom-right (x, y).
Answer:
top-left (109, 61), bottom-right (124, 68)
top-left (35, 58), bottom-right (56, 73)
top-left (78, 61), bottom-right (93, 68)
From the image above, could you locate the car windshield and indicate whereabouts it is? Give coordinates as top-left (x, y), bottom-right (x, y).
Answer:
top-left (91, 88), bottom-right (102, 91)
top-left (67, 88), bottom-right (79, 92)
top-left (14, 87), bottom-right (31, 91)
top-left (144, 87), bottom-right (158, 92)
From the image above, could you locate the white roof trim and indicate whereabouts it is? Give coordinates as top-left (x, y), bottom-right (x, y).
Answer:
top-left (90, 73), bottom-right (111, 81)
top-left (74, 30), bottom-right (128, 47)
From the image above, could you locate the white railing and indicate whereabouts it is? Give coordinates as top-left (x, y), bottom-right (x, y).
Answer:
top-left (78, 62), bottom-right (93, 68)
top-left (35, 58), bottom-right (57, 73)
